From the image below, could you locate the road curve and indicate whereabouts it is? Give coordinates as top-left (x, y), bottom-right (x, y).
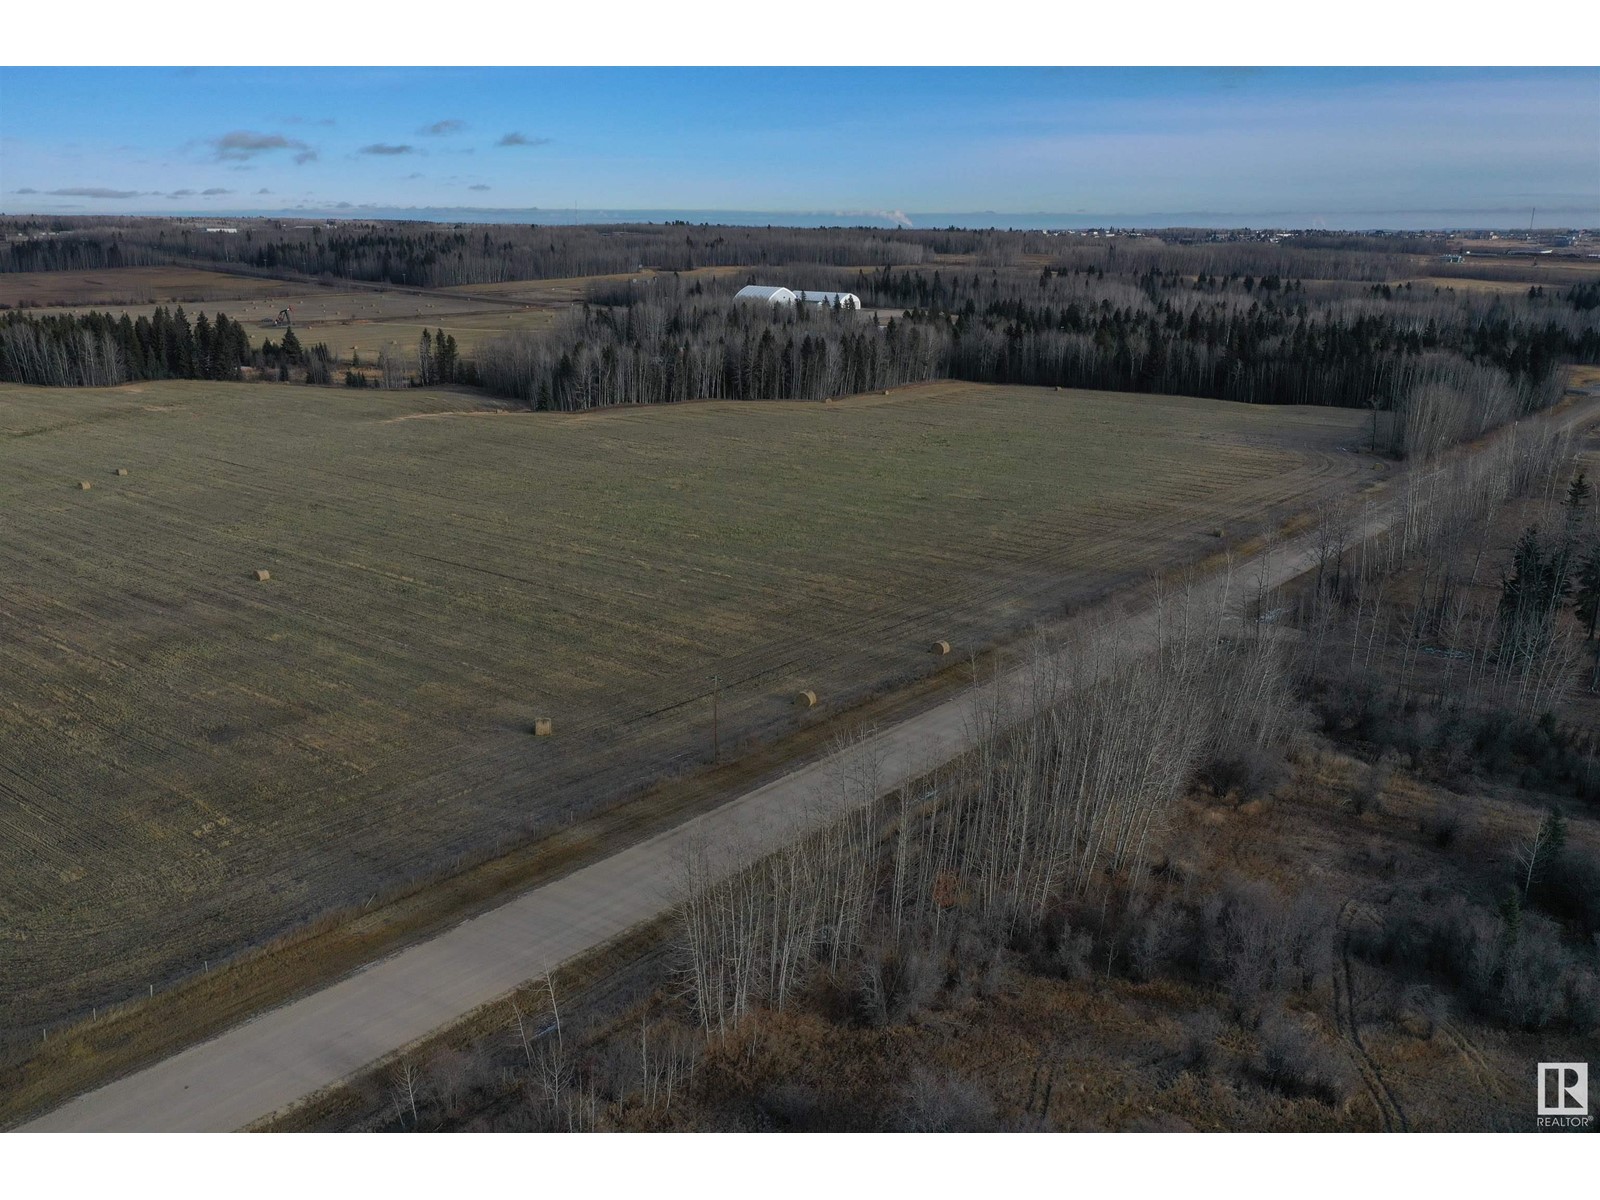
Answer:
top-left (19, 397), bottom-right (1598, 1132)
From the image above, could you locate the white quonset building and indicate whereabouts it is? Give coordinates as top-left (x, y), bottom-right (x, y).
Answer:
top-left (794, 290), bottom-right (861, 309)
top-left (733, 285), bottom-right (861, 309)
top-left (734, 285), bottom-right (797, 305)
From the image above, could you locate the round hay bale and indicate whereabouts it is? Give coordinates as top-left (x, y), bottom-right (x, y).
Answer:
top-left (930, 639), bottom-right (951, 655)
top-left (532, 717), bottom-right (553, 736)
top-left (77, 481), bottom-right (93, 490)
top-left (114, 468), bottom-right (129, 477)
top-left (253, 569), bottom-right (271, 582)
top-left (794, 690), bottom-right (817, 709)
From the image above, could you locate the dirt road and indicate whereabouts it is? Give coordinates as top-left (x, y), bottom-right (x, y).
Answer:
top-left (19, 396), bottom-right (1597, 1132)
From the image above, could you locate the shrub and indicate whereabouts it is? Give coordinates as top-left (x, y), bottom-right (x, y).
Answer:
top-left (1253, 1009), bottom-right (1356, 1105)
top-left (854, 940), bottom-right (942, 1027)
top-left (890, 1067), bottom-right (997, 1132)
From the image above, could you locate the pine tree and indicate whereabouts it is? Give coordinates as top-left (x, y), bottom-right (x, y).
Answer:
top-left (193, 312), bottom-right (214, 380)
top-left (436, 331), bottom-right (458, 384)
top-left (1500, 526), bottom-right (1569, 650)
top-left (417, 330), bottom-right (435, 386)
top-left (1566, 471), bottom-right (1593, 529)
top-left (1575, 543), bottom-right (1600, 640)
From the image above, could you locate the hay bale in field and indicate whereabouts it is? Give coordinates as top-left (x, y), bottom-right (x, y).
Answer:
top-left (77, 481), bottom-right (93, 490)
top-left (533, 717), bottom-right (553, 736)
top-left (794, 690), bottom-right (817, 708)
top-left (1212, 528), bottom-right (1225, 539)
top-left (930, 639), bottom-right (951, 655)
top-left (253, 569), bottom-right (271, 582)
top-left (114, 468), bottom-right (129, 476)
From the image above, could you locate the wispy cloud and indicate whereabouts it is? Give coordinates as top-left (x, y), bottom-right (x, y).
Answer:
top-left (202, 187), bottom-right (233, 195)
top-left (360, 143), bottom-right (415, 156)
top-left (497, 132), bottom-right (550, 148)
top-left (468, 183), bottom-right (491, 191)
top-left (41, 186), bottom-right (149, 199)
top-left (256, 187), bottom-right (272, 194)
top-left (211, 130), bottom-right (315, 164)
top-left (420, 119), bottom-right (465, 136)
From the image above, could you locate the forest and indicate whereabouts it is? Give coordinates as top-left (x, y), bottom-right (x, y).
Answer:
top-left (0, 305), bottom-right (469, 389)
top-left (6, 218), bottom-right (1595, 463)
top-left (478, 265), bottom-right (1595, 459)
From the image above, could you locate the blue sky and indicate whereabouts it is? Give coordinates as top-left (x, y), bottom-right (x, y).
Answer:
top-left (1, 67), bottom-right (1595, 227)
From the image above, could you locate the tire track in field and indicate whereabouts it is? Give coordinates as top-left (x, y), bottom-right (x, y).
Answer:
top-left (1333, 899), bottom-right (1408, 1132)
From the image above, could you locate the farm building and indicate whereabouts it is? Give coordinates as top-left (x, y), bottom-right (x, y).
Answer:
top-left (733, 285), bottom-right (862, 309)
top-left (734, 285), bottom-right (797, 305)
top-left (794, 290), bottom-right (861, 309)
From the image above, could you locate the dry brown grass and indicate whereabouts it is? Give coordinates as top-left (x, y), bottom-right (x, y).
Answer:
top-left (0, 379), bottom-right (1371, 1090)
top-left (1413, 255), bottom-right (1600, 288)
top-left (0, 267), bottom-right (304, 309)
top-left (273, 737), bottom-right (1594, 1133)
top-left (39, 286), bottom-right (554, 360)
top-left (435, 265), bottom-right (748, 305)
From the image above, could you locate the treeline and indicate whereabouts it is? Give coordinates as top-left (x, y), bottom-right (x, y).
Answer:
top-left (1295, 415), bottom-right (1590, 718)
top-left (477, 300), bottom-right (943, 410)
top-left (4, 219), bottom-right (954, 285)
top-left (0, 307), bottom-right (332, 387)
top-left (4, 217), bottom-right (1448, 288)
top-left (478, 266), bottom-right (1589, 452)
top-left (680, 626), bottom-right (1296, 1038)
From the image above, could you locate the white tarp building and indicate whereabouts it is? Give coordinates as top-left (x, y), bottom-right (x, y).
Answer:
top-left (794, 291), bottom-right (861, 309)
top-left (734, 285), bottom-right (862, 309)
top-left (734, 285), bottom-right (797, 305)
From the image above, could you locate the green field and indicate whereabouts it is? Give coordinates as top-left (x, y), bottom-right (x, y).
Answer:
top-left (0, 379), bottom-right (1370, 1032)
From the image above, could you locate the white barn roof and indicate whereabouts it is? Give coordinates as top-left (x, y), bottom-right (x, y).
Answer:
top-left (734, 285), bottom-right (797, 304)
top-left (794, 291), bottom-right (861, 308)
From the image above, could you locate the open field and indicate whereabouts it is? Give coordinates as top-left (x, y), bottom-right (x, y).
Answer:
top-left (436, 265), bottom-right (751, 304)
top-left (0, 379), bottom-right (1372, 1040)
top-left (285, 304), bottom-right (564, 361)
top-left (45, 286), bottom-right (564, 360)
top-left (0, 266), bottom-right (307, 310)
top-left (1418, 256), bottom-right (1600, 288)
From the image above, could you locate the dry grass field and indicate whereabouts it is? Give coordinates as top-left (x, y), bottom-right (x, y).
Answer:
top-left (436, 265), bottom-right (750, 304)
top-left (0, 266), bottom-right (305, 310)
top-left (1417, 255), bottom-right (1600, 289)
top-left (0, 379), bottom-right (1371, 1038)
top-left (44, 287), bottom-right (562, 361)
